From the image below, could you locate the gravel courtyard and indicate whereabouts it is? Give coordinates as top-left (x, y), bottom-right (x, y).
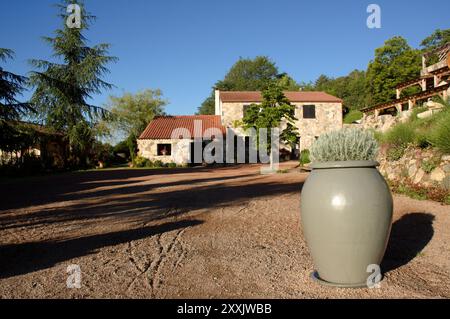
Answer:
top-left (0, 163), bottom-right (449, 298)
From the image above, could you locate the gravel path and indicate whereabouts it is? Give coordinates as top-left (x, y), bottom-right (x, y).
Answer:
top-left (0, 164), bottom-right (449, 298)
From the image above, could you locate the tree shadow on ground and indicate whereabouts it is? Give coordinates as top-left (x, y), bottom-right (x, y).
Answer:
top-left (0, 174), bottom-right (303, 231)
top-left (382, 213), bottom-right (435, 274)
top-left (0, 219), bottom-right (203, 279)
top-left (0, 166), bottom-right (256, 211)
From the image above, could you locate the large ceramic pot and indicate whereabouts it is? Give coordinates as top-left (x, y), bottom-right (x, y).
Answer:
top-left (300, 161), bottom-right (393, 287)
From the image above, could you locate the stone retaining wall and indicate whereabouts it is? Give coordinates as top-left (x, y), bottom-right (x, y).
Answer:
top-left (378, 146), bottom-right (450, 190)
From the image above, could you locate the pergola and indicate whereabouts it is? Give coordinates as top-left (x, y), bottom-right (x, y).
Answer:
top-left (362, 43), bottom-right (450, 116)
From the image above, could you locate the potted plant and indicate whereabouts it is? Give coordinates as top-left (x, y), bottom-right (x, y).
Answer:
top-left (300, 128), bottom-right (393, 287)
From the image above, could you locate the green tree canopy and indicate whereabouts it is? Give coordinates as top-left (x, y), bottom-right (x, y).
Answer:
top-left (105, 89), bottom-right (167, 160)
top-left (0, 49), bottom-right (32, 122)
top-left (365, 36), bottom-right (421, 106)
top-left (0, 48), bottom-right (36, 154)
top-left (421, 28), bottom-right (450, 51)
top-left (242, 82), bottom-right (299, 169)
top-left (107, 89), bottom-right (167, 139)
top-left (29, 0), bottom-right (117, 168)
top-left (313, 70), bottom-right (367, 111)
top-left (197, 56), bottom-right (299, 115)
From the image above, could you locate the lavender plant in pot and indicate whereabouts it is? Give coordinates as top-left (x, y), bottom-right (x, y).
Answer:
top-left (300, 128), bottom-right (393, 288)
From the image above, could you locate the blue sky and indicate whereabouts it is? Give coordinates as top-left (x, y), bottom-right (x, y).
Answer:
top-left (1, 0), bottom-right (449, 117)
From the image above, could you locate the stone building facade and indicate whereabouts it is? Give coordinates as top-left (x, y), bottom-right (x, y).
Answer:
top-left (137, 115), bottom-right (225, 165)
top-left (137, 138), bottom-right (191, 165)
top-left (216, 90), bottom-right (343, 151)
top-left (137, 91), bottom-right (343, 165)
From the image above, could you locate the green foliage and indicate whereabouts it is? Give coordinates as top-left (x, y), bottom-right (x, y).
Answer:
top-left (343, 110), bottom-right (363, 124)
top-left (105, 89), bottom-right (167, 160)
top-left (445, 195), bottom-right (450, 206)
top-left (365, 36), bottom-right (422, 106)
top-left (217, 56), bottom-right (279, 91)
top-left (428, 103), bottom-right (450, 154)
top-left (310, 128), bottom-right (379, 162)
top-left (106, 89), bottom-right (167, 140)
top-left (421, 29), bottom-right (450, 50)
top-left (299, 149), bottom-right (311, 166)
top-left (381, 123), bottom-right (417, 161)
top-left (383, 123), bottom-right (416, 147)
top-left (197, 56), bottom-right (299, 115)
top-left (379, 98), bottom-right (450, 154)
top-left (396, 183), bottom-right (427, 201)
top-left (370, 129), bottom-right (384, 143)
top-left (389, 179), bottom-right (450, 204)
top-left (198, 29), bottom-right (448, 115)
top-left (133, 156), bottom-right (151, 168)
top-left (0, 48), bottom-right (36, 154)
top-left (29, 0), bottom-right (117, 168)
top-left (421, 159), bottom-right (438, 174)
top-left (241, 82), bottom-right (299, 155)
top-left (0, 48), bottom-right (33, 122)
top-left (276, 73), bottom-right (301, 91)
top-left (414, 131), bottom-right (431, 149)
top-left (113, 140), bottom-right (131, 160)
top-left (386, 145), bottom-right (406, 161)
top-left (167, 162), bottom-right (177, 168)
top-left (92, 142), bottom-right (115, 168)
top-left (314, 70), bottom-right (367, 110)
top-left (153, 160), bottom-right (164, 168)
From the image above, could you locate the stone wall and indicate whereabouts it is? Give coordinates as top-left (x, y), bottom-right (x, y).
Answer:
top-left (378, 146), bottom-right (450, 190)
top-left (137, 139), bottom-right (191, 165)
top-left (361, 100), bottom-right (447, 132)
top-left (221, 101), bottom-right (343, 150)
top-left (293, 102), bottom-right (343, 150)
top-left (361, 111), bottom-right (411, 132)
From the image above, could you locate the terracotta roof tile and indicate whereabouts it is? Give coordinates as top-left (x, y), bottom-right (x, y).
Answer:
top-left (219, 91), bottom-right (343, 103)
top-left (139, 115), bottom-right (226, 140)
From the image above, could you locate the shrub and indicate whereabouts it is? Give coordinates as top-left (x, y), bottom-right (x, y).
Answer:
top-left (389, 179), bottom-right (450, 204)
top-left (168, 162), bottom-right (177, 168)
top-left (421, 159), bottom-right (438, 174)
top-left (92, 142), bottom-right (115, 168)
top-left (414, 130), bottom-right (431, 149)
top-left (445, 195), bottom-right (450, 206)
top-left (386, 145), bottom-right (406, 161)
top-left (113, 140), bottom-right (131, 161)
top-left (153, 160), bottom-right (164, 168)
top-left (428, 109), bottom-right (450, 154)
top-left (299, 149), bottom-right (311, 166)
top-left (145, 160), bottom-right (154, 168)
top-left (396, 183), bottom-right (427, 201)
top-left (343, 110), bottom-right (363, 124)
top-left (383, 123), bottom-right (416, 147)
top-left (133, 156), bottom-right (150, 168)
top-left (310, 128), bottom-right (379, 162)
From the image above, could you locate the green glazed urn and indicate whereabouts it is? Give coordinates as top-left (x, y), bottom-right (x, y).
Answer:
top-left (300, 161), bottom-right (393, 288)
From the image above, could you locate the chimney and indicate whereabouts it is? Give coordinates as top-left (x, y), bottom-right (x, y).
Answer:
top-left (215, 89), bottom-right (221, 116)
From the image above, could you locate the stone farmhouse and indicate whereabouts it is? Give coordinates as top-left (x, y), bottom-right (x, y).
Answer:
top-left (137, 90), bottom-right (343, 165)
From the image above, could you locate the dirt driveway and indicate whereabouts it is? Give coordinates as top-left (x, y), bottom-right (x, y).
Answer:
top-left (0, 163), bottom-right (449, 298)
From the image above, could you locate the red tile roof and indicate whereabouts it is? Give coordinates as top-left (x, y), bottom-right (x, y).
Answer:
top-left (139, 115), bottom-right (226, 140)
top-left (219, 91), bottom-right (343, 103)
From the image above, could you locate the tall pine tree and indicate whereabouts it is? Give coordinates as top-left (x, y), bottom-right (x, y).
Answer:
top-left (0, 48), bottom-right (35, 154)
top-left (0, 49), bottom-right (32, 122)
top-left (29, 0), bottom-right (117, 168)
